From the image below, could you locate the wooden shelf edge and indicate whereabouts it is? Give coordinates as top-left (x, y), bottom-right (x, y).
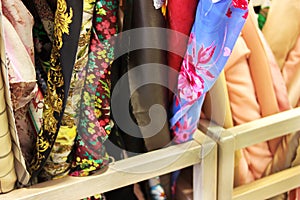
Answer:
top-left (1, 139), bottom-right (204, 200)
top-left (233, 165), bottom-right (300, 200)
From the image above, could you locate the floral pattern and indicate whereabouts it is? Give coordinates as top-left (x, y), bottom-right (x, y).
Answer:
top-left (170, 0), bottom-right (249, 143)
top-left (70, 0), bottom-right (117, 177)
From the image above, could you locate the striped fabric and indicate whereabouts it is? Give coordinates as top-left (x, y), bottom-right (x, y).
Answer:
top-left (0, 39), bottom-right (17, 193)
top-left (0, 0), bottom-right (31, 189)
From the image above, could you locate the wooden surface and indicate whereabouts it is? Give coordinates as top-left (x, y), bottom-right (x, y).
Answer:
top-left (233, 165), bottom-right (300, 200)
top-left (1, 130), bottom-right (216, 200)
top-left (199, 107), bottom-right (300, 200)
top-left (193, 130), bottom-right (217, 200)
top-left (230, 107), bottom-right (300, 150)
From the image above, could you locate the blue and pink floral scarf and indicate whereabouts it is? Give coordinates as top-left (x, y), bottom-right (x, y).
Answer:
top-left (170, 0), bottom-right (249, 144)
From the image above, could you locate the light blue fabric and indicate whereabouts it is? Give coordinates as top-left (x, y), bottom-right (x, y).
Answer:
top-left (170, 0), bottom-right (248, 143)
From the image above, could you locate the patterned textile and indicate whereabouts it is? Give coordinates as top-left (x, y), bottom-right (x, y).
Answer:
top-left (70, 0), bottom-right (118, 176)
top-left (149, 176), bottom-right (167, 200)
top-left (1, 0), bottom-right (36, 186)
top-left (40, 0), bottom-right (96, 181)
top-left (166, 0), bottom-right (199, 100)
top-left (33, 0), bottom-right (55, 41)
top-left (170, 0), bottom-right (248, 144)
top-left (30, 0), bottom-right (81, 179)
top-left (0, 27), bottom-right (17, 192)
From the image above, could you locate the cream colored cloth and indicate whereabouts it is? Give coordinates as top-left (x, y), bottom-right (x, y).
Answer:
top-left (0, 70), bottom-right (17, 193)
top-left (0, 17), bottom-right (17, 193)
top-left (262, 0), bottom-right (300, 69)
top-left (282, 35), bottom-right (300, 108)
top-left (0, 0), bottom-right (32, 187)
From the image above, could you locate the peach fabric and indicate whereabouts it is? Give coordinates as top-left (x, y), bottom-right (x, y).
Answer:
top-left (282, 34), bottom-right (300, 200)
top-left (224, 35), bottom-right (273, 186)
top-left (223, 7), bottom-right (293, 187)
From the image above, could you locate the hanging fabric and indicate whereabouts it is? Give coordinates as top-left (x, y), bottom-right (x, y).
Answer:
top-left (110, 0), bottom-right (171, 198)
top-left (70, 0), bottom-right (118, 177)
top-left (0, 0), bottom-right (35, 188)
top-left (0, 28), bottom-right (17, 192)
top-left (30, 0), bottom-right (83, 180)
top-left (166, 0), bottom-right (199, 101)
top-left (170, 0), bottom-right (248, 143)
top-left (39, 0), bottom-right (96, 181)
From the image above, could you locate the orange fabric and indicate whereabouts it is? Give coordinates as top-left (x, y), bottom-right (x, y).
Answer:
top-left (225, 35), bottom-right (273, 186)
top-left (224, 7), bottom-right (292, 187)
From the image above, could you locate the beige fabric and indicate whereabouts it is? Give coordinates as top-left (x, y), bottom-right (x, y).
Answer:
top-left (203, 71), bottom-right (234, 129)
top-left (0, 42), bottom-right (17, 193)
top-left (282, 35), bottom-right (300, 108)
top-left (262, 0), bottom-right (300, 69)
top-left (0, 0), bottom-right (31, 187)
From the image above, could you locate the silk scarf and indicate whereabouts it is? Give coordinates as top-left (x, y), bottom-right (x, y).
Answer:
top-left (170, 0), bottom-right (248, 144)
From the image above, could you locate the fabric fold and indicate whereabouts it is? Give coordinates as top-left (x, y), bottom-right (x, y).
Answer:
top-left (170, 0), bottom-right (248, 143)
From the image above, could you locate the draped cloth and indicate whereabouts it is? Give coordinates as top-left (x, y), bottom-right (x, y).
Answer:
top-left (170, 0), bottom-right (248, 143)
top-left (30, 0), bottom-right (83, 180)
top-left (0, 0), bottom-right (36, 187)
top-left (70, 0), bottom-right (118, 177)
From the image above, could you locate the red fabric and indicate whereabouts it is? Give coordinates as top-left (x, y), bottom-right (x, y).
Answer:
top-left (167, 0), bottom-right (198, 71)
top-left (167, 0), bottom-right (198, 99)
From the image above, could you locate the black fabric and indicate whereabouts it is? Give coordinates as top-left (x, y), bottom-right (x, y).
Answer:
top-left (105, 185), bottom-right (138, 200)
top-left (30, 0), bottom-right (83, 180)
top-left (109, 0), bottom-right (171, 198)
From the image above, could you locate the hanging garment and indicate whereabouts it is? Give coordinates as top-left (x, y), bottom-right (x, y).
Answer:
top-left (32, 0), bottom-right (55, 41)
top-left (167, 0), bottom-right (198, 71)
top-left (265, 34), bottom-right (300, 200)
top-left (170, 0), bottom-right (248, 144)
top-left (282, 35), bottom-right (300, 109)
top-left (30, 0), bottom-right (83, 180)
top-left (283, 35), bottom-right (300, 200)
top-left (226, 6), bottom-right (292, 186)
top-left (70, 0), bottom-right (118, 177)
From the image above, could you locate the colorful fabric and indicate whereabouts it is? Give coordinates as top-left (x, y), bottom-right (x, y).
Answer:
top-left (170, 0), bottom-right (248, 144)
top-left (149, 177), bottom-right (167, 200)
top-left (70, 0), bottom-right (118, 176)
top-left (40, 0), bottom-right (96, 181)
top-left (30, 0), bottom-right (80, 179)
top-left (167, 0), bottom-right (199, 100)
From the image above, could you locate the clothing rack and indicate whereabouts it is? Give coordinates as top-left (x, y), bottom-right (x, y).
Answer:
top-left (199, 107), bottom-right (300, 200)
top-left (0, 130), bottom-right (217, 200)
